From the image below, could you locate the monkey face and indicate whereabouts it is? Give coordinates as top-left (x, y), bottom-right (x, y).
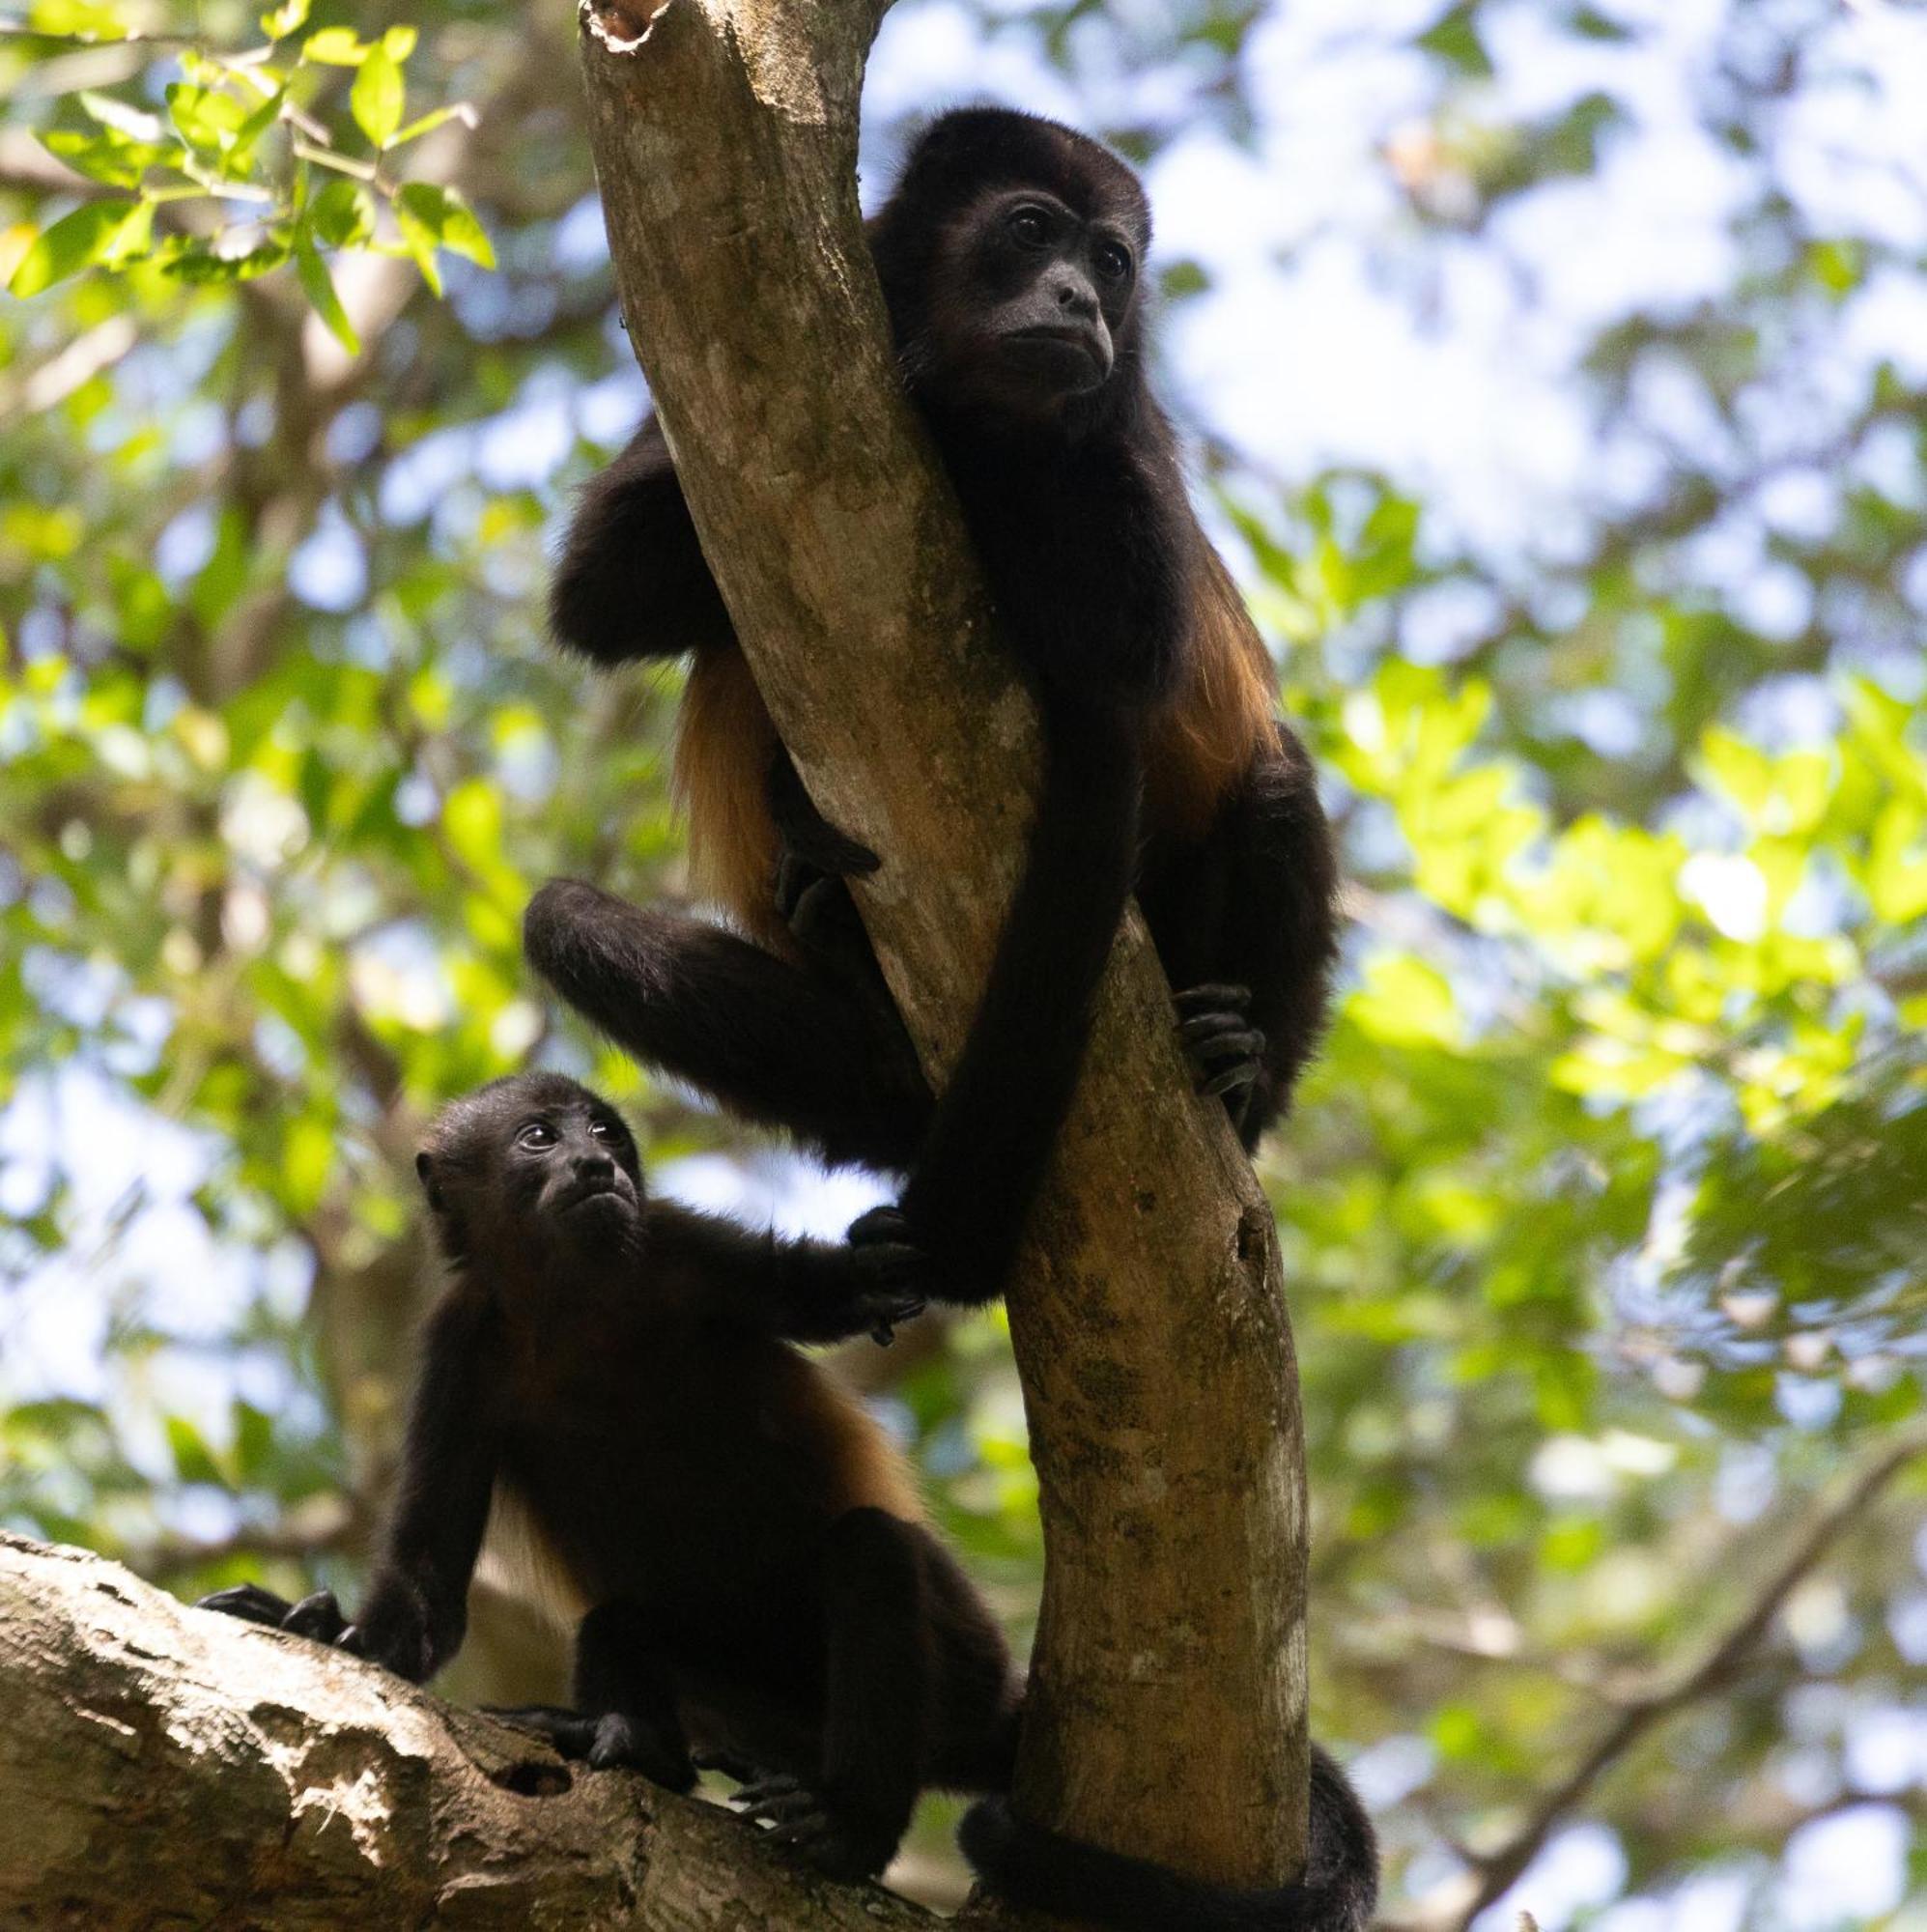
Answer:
top-left (923, 188), bottom-right (1141, 422)
top-left (416, 1073), bottom-right (646, 1261)
top-left (515, 1105), bottom-right (642, 1246)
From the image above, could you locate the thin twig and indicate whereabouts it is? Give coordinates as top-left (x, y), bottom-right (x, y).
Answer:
top-left (1423, 1420), bottom-right (1927, 1931)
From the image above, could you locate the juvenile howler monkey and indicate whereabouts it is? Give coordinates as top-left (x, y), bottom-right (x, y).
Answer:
top-left (197, 1074), bottom-right (1376, 1929)
top-left (526, 109), bottom-right (1339, 1281)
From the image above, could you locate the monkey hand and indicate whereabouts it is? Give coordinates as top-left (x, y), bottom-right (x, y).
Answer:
top-left (195, 1580), bottom-right (300, 1628)
top-left (775, 817), bottom-right (879, 892)
top-left (845, 1206), bottom-right (935, 1345)
top-left (1175, 982), bottom-right (1265, 1101)
top-left (487, 1705), bottom-right (697, 1791)
top-left (766, 752), bottom-right (879, 894)
top-left (339, 1574), bottom-right (451, 1683)
top-left (195, 1581), bottom-right (350, 1644)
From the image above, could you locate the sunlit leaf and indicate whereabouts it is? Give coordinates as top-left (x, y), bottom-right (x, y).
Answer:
top-left (7, 199), bottom-right (146, 297)
top-left (296, 243), bottom-right (359, 355)
top-left (351, 44), bottom-right (405, 149)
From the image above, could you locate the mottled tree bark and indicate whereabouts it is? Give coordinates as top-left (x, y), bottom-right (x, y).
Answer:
top-left (572, 0), bottom-right (1309, 1908)
top-left (0, 1533), bottom-right (934, 1930)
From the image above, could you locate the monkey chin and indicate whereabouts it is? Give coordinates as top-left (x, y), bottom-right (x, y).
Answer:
top-left (552, 1187), bottom-right (640, 1252)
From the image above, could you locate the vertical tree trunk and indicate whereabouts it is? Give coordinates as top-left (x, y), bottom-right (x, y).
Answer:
top-left (573, 0), bottom-right (1310, 1902)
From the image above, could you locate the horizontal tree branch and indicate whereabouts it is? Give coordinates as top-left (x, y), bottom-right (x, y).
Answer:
top-left (0, 1532), bottom-right (936, 1930)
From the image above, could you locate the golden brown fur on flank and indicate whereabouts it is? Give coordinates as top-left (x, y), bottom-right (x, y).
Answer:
top-left (671, 549), bottom-right (1277, 945)
top-left (1142, 546), bottom-right (1279, 842)
top-left (673, 645), bottom-right (785, 946)
top-left (776, 1352), bottom-right (928, 1525)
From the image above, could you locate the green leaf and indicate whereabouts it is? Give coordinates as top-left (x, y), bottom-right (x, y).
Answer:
top-left (1867, 801), bottom-right (1927, 924)
top-left (351, 44), bottom-right (405, 149)
top-left (7, 199), bottom-right (144, 297)
top-left (166, 231), bottom-right (287, 283)
top-left (166, 81), bottom-right (250, 156)
top-left (297, 244), bottom-right (360, 355)
top-left (301, 26), bottom-right (364, 64)
top-left (40, 128), bottom-right (158, 190)
top-left (259, 0), bottom-right (310, 40)
top-left (310, 178), bottom-right (374, 249)
top-left (1569, 6), bottom-right (1631, 40)
top-left (1418, 3), bottom-right (1493, 75)
top-left (165, 1414), bottom-right (227, 1489)
top-left (395, 181), bottom-right (496, 271)
top-left (233, 1401), bottom-right (275, 1483)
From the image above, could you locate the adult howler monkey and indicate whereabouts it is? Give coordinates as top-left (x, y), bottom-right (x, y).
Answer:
top-left (527, 108), bottom-right (1339, 1277)
top-left (197, 1074), bottom-right (1376, 1930)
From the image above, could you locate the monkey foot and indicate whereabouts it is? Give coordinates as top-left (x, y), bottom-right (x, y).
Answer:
top-left (1174, 983), bottom-right (1265, 1098)
top-left (194, 1582), bottom-right (349, 1645)
top-left (486, 1704), bottom-right (694, 1790)
top-left (732, 1775), bottom-right (898, 1881)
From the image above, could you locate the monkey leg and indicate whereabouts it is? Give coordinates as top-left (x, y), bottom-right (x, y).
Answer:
top-left (486, 1604), bottom-right (695, 1790)
top-left (570, 1599), bottom-right (698, 1790)
top-left (734, 1507), bottom-right (929, 1881)
top-left (524, 879), bottom-right (930, 1172)
top-left (917, 1534), bottom-right (1024, 1793)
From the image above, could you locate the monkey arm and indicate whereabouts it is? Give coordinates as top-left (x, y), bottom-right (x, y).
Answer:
top-left (524, 883), bottom-right (931, 1173)
top-left (649, 1204), bottom-right (928, 1346)
top-left (349, 1290), bottom-right (505, 1682)
top-left (947, 434), bottom-right (1194, 709)
top-left (1209, 724), bottom-right (1341, 1148)
top-left (855, 692), bottom-right (1144, 1304)
top-left (550, 413), bottom-right (737, 668)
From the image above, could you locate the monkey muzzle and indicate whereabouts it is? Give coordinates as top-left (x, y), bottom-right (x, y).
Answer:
top-left (1003, 324), bottom-right (1112, 392)
top-left (553, 1173), bottom-right (634, 1218)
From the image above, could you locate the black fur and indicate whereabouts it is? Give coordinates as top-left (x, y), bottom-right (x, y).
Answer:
top-left (534, 109), bottom-right (1335, 1306)
top-left (195, 1073), bottom-right (1376, 1924)
top-left (960, 1744), bottom-right (1379, 1932)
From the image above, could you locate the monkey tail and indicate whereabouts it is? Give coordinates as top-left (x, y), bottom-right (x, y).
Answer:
top-left (957, 1744), bottom-right (1377, 1932)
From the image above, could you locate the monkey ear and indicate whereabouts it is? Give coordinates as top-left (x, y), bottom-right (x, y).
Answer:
top-left (414, 1151), bottom-right (444, 1212)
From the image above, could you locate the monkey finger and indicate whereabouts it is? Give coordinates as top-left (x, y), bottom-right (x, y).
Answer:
top-left (283, 1589), bottom-right (351, 1642)
top-left (194, 1581), bottom-right (298, 1627)
top-left (788, 822), bottom-right (880, 880)
top-left (1184, 1026), bottom-right (1266, 1063)
top-left (765, 1810), bottom-right (833, 1849)
top-left (1176, 1009), bottom-right (1260, 1044)
top-left (731, 1773), bottom-right (803, 1808)
top-left (1175, 982), bottom-right (1251, 1015)
top-left (773, 852), bottom-right (811, 923)
top-left (848, 1204), bottom-right (914, 1248)
top-left (742, 1791), bottom-right (822, 1828)
top-left (1198, 1060), bottom-right (1261, 1098)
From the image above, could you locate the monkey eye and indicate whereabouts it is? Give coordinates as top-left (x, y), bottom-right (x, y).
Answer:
top-left (588, 1119), bottom-right (616, 1141)
top-left (1094, 241), bottom-right (1132, 282)
top-left (517, 1121), bottom-right (558, 1151)
top-left (1006, 205), bottom-right (1051, 247)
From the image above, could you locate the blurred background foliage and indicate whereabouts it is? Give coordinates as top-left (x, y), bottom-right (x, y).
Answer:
top-left (2, 0), bottom-right (1924, 1925)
